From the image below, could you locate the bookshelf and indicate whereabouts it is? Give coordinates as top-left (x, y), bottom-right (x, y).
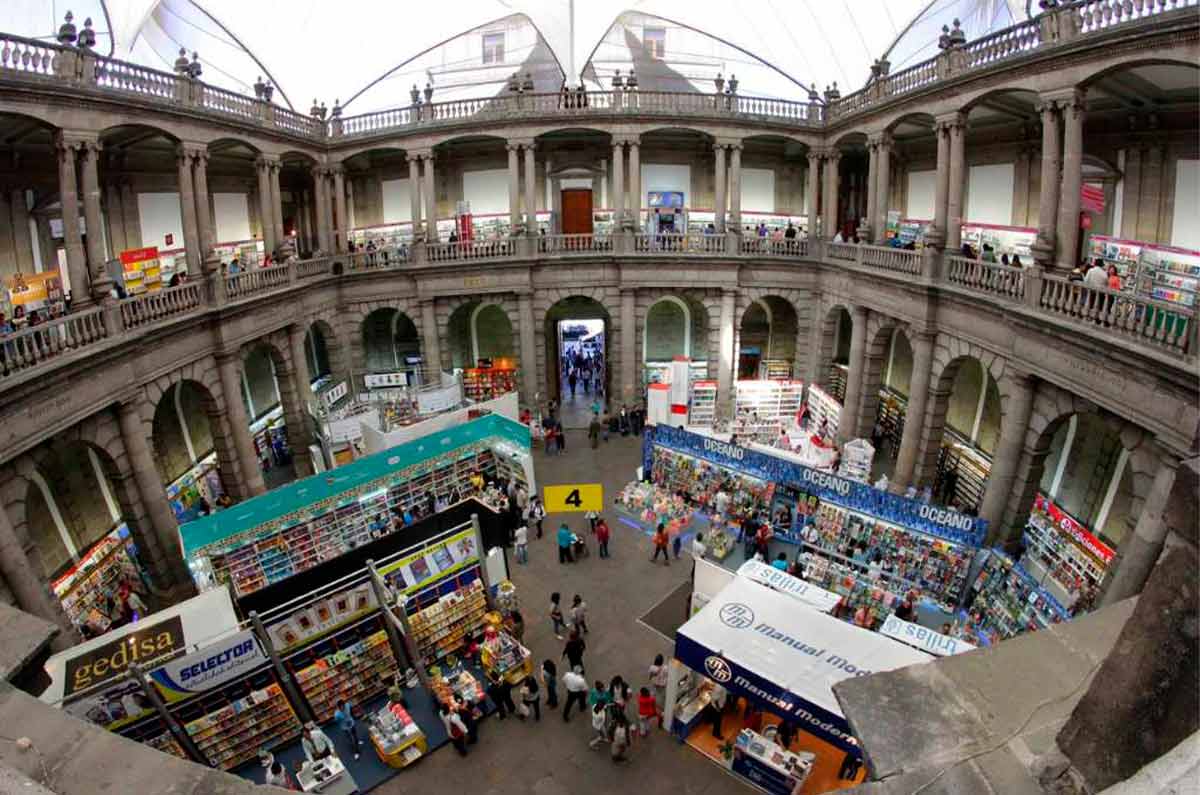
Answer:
top-left (118, 715), bottom-right (188, 761)
top-left (291, 620), bottom-right (398, 723)
top-left (874, 388), bottom-right (906, 460)
top-left (733, 380), bottom-right (804, 442)
top-left (463, 367), bottom-right (518, 401)
top-left (172, 673), bottom-right (301, 771)
top-left (828, 364), bottom-right (848, 403)
top-left (407, 577), bottom-right (488, 668)
top-left (1022, 495), bottom-right (1112, 599)
top-left (806, 385), bottom-right (841, 439)
top-left (935, 431), bottom-right (991, 511)
top-left (968, 552), bottom-right (1068, 640)
top-left (688, 381), bottom-right (718, 427)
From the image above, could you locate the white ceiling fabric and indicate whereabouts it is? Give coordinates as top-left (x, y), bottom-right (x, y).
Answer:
top-left (1, 0), bottom-right (1041, 112)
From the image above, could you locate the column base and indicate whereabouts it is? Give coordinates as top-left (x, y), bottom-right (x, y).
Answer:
top-left (1030, 235), bottom-right (1055, 268)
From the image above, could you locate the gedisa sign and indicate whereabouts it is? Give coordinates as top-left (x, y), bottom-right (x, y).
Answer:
top-left (63, 615), bottom-right (184, 697)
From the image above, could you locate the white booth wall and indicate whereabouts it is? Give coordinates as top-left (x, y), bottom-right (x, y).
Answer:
top-left (906, 170), bottom-right (936, 220)
top-left (213, 193), bottom-right (251, 243)
top-left (741, 168), bottom-right (776, 213)
top-left (1171, 159), bottom-right (1200, 249)
top-left (462, 169), bottom-right (510, 214)
top-left (137, 192), bottom-right (184, 251)
top-left (966, 164), bottom-right (1015, 225)
top-left (381, 179), bottom-right (414, 223)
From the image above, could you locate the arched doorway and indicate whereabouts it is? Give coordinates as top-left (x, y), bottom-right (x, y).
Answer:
top-left (738, 296), bottom-right (799, 379)
top-left (818, 305), bottom-right (853, 402)
top-left (544, 296), bottom-right (610, 428)
top-left (919, 356), bottom-right (1002, 511)
top-left (362, 308), bottom-right (421, 373)
top-left (151, 381), bottom-right (234, 520)
top-left (643, 294), bottom-right (709, 388)
top-left (868, 328), bottom-right (914, 472)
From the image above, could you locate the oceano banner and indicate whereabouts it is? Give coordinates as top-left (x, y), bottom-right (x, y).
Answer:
top-left (645, 424), bottom-right (987, 546)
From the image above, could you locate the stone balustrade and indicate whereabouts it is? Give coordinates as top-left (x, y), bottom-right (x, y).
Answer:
top-left (1, 243), bottom-right (1194, 390)
top-left (1, 1), bottom-right (1193, 145)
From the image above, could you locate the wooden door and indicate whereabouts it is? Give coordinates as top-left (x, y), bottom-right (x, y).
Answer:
top-left (561, 189), bottom-right (594, 235)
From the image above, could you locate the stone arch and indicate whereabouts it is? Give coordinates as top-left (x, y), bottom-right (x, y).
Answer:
top-left (304, 318), bottom-right (338, 380)
top-left (885, 111), bottom-right (936, 133)
top-left (360, 306), bottom-right (422, 373)
top-left (735, 295), bottom-right (801, 380)
top-left (637, 290), bottom-right (713, 388)
top-left (443, 297), bottom-right (519, 371)
top-left (207, 135), bottom-right (262, 155)
top-left (643, 295), bottom-right (693, 362)
top-left (536, 288), bottom-right (617, 416)
top-left (1075, 57), bottom-right (1200, 92)
top-left (852, 313), bottom-right (907, 443)
top-left (737, 287), bottom-right (816, 381)
top-left (815, 302), bottom-right (854, 398)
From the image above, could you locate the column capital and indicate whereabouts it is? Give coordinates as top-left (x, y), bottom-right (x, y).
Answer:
top-left (1042, 87), bottom-right (1086, 112)
top-left (330, 164), bottom-right (346, 177)
top-left (507, 139), bottom-right (533, 152)
top-left (177, 141), bottom-right (207, 159)
top-left (825, 147), bottom-right (842, 164)
top-left (806, 148), bottom-right (824, 164)
top-left (407, 148), bottom-right (434, 162)
top-left (867, 131), bottom-right (893, 149)
top-left (714, 137), bottom-right (742, 149)
top-left (934, 111), bottom-right (966, 132)
top-left (54, 131), bottom-right (99, 153)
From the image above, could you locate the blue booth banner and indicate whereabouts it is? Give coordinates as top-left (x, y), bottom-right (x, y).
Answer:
top-left (675, 577), bottom-right (930, 753)
top-left (644, 425), bottom-right (988, 547)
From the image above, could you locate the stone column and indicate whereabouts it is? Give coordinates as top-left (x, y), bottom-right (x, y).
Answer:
top-left (612, 140), bottom-right (625, 225)
top-left (288, 322), bottom-right (316, 411)
top-left (522, 144), bottom-right (537, 236)
top-left (423, 154), bottom-right (438, 242)
top-left (874, 133), bottom-right (893, 244)
top-left (729, 144), bottom-right (743, 234)
top-left (945, 114), bottom-right (967, 252)
top-left (268, 158), bottom-right (285, 250)
top-left (620, 288), bottom-right (636, 404)
top-left (890, 330), bottom-right (934, 492)
top-left (104, 183), bottom-right (126, 258)
top-left (836, 306), bottom-right (869, 445)
top-left (1102, 450), bottom-right (1180, 605)
top-left (978, 371), bottom-right (1036, 537)
top-left (311, 166), bottom-right (329, 252)
top-left (824, 150), bottom-right (842, 240)
top-left (628, 138), bottom-right (641, 230)
top-left (56, 135), bottom-right (88, 305)
top-left (1031, 99), bottom-right (1062, 267)
top-left (713, 144), bottom-right (727, 233)
top-left (717, 289), bottom-right (737, 407)
top-left (176, 145), bottom-right (201, 272)
top-left (275, 347), bottom-right (315, 479)
top-left (117, 397), bottom-right (190, 585)
top-left (120, 181), bottom-right (141, 248)
top-left (518, 292), bottom-right (538, 404)
top-left (333, 166), bottom-right (348, 252)
top-left (407, 155), bottom-right (423, 240)
top-left (1055, 90), bottom-right (1085, 271)
top-left (420, 298), bottom-right (441, 373)
top-left (78, 141), bottom-right (107, 284)
top-left (865, 139), bottom-right (879, 241)
top-left (10, 188), bottom-right (35, 272)
top-left (0, 504), bottom-right (78, 649)
top-left (929, 118), bottom-right (953, 249)
top-left (507, 143), bottom-right (521, 233)
top-left (192, 150), bottom-right (214, 260)
top-left (256, 157), bottom-right (277, 255)
top-left (806, 150), bottom-right (822, 237)
top-left (216, 352), bottom-right (267, 497)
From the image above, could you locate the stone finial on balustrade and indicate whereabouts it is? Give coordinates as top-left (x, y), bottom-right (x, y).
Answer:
top-left (806, 83), bottom-right (823, 122)
top-left (78, 18), bottom-right (96, 49)
top-left (728, 74), bottom-right (739, 95)
top-left (57, 12), bottom-right (78, 47)
top-left (188, 52), bottom-right (202, 79)
top-left (521, 73), bottom-right (534, 92)
top-left (331, 99), bottom-right (342, 118)
top-left (948, 19), bottom-right (967, 47)
top-left (508, 72), bottom-right (520, 92)
top-left (938, 25), bottom-right (951, 50)
top-left (174, 47), bottom-right (190, 74)
top-left (626, 69), bottom-right (638, 90)
top-left (254, 75), bottom-right (267, 100)
top-left (612, 70), bottom-right (624, 89)
top-left (824, 82), bottom-right (840, 103)
top-left (330, 100), bottom-right (343, 136)
top-left (424, 82), bottom-right (434, 103)
top-left (714, 72), bottom-right (725, 94)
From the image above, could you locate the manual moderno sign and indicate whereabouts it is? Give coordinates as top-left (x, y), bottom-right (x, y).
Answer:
top-left (675, 577), bottom-right (931, 750)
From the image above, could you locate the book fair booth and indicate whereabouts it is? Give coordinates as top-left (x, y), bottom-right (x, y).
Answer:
top-left (664, 575), bottom-right (931, 793)
top-left (39, 413), bottom-right (531, 793)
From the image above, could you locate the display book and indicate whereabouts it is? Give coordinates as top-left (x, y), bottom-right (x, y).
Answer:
top-left (732, 380), bottom-right (804, 443)
top-left (966, 550), bottom-right (1069, 641)
top-left (118, 714), bottom-right (188, 760)
top-left (826, 364), bottom-right (848, 404)
top-left (1022, 494), bottom-right (1112, 597)
top-left (200, 445), bottom-right (503, 596)
top-left (462, 366), bottom-right (518, 402)
top-left (370, 700), bottom-right (424, 766)
top-left (648, 446), bottom-right (772, 519)
top-left (175, 675), bottom-right (302, 771)
top-left (688, 381), bottom-right (718, 427)
top-left (1089, 235), bottom-right (1200, 308)
top-left (803, 499), bottom-right (974, 607)
top-left (292, 623), bottom-right (397, 723)
top-left (480, 628), bottom-right (532, 685)
top-left (798, 551), bottom-right (900, 629)
top-left (961, 223), bottom-right (1035, 258)
top-left (806, 383), bottom-right (841, 439)
top-left (407, 578), bottom-right (488, 667)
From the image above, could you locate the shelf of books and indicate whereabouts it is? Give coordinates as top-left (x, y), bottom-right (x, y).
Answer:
top-left (967, 551), bottom-right (1069, 641)
top-left (289, 616), bottom-right (399, 723)
top-left (762, 359), bottom-right (793, 380)
top-left (407, 574), bottom-right (488, 668)
top-left (828, 363), bottom-right (848, 403)
top-left (648, 446), bottom-right (773, 518)
top-left (170, 671), bottom-right (301, 771)
top-left (799, 552), bottom-right (902, 627)
top-left (463, 367), bottom-right (518, 402)
top-left (733, 380), bottom-right (804, 442)
top-left (806, 384), bottom-right (841, 439)
top-left (1022, 493), bottom-right (1114, 600)
top-left (874, 387), bottom-right (907, 460)
top-left (117, 714), bottom-right (189, 761)
top-left (202, 446), bottom-right (502, 596)
top-left (803, 501), bottom-right (975, 607)
top-left (688, 381), bottom-right (718, 427)
top-left (52, 523), bottom-right (147, 632)
top-left (936, 430), bottom-right (991, 511)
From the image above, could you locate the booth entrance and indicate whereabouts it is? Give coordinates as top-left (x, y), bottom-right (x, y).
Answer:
top-left (560, 189), bottom-right (593, 235)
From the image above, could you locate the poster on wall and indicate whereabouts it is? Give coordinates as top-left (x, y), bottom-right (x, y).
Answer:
top-left (6, 270), bottom-right (65, 315)
top-left (119, 247), bottom-right (163, 294)
top-left (266, 582), bottom-right (375, 652)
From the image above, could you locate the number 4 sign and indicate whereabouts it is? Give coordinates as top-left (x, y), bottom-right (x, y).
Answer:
top-left (543, 484), bottom-right (604, 513)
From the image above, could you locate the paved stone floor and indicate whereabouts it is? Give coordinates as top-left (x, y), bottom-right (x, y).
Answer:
top-left (375, 428), bottom-right (753, 795)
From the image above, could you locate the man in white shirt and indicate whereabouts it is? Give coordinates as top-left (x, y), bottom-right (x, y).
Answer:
top-left (514, 524), bottom-right (529, 564)
top-left (714, 489), bottom-right (730, 517)
top-left (562, 665), bottom-right (589, 721)
top-left (1084, 260), bottom-right (1108, 289)
top-left (301, 722), bottom-right (334, 762)
top-left (692, 532), bottom-right (707, 560)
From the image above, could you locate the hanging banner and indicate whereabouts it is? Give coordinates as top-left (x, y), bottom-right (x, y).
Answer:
top-left (378, 528), bottom-right (479, 594)
top-left (1081, 184), bottom-right (1106, 214)
top-left (6, 270), bottom-right (64, 309)
top-left (149, 630), bottom-right (267, 697)
top-left (879, 615), bottom-right (975, 657)
top-left (1033, 494), bottom-right (1114, 564)
top-left (737, 559), bottom-right (841, 613)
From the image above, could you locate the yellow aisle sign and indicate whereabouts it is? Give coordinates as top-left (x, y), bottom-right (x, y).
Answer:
top-left (543, 484), bottom-right (604, 513)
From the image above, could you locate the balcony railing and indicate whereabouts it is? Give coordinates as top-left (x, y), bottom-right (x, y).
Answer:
top-left (2, 236), bottom-right (1196, 389)
top-left (0, 307), bottom-right (108, 381)
top-left (120, 282), bottom-right (202, 329)
top-left (0, 34), bottom-right (57, 77)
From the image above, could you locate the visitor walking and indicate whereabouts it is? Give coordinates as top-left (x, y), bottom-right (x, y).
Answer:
top-left (541, 659), bottom-right (559, 707)
top-left (486, 671), bottom-right (517, 720)
top-left (648, 654), bottom-right (669, 717)
top-left (596, 518), bottom-right (611, 558)
top-left (557, 523), bottom-right (576, 564)
top-left (839, 738), bottom-right (864, 780)
top-left (589, 414), bottom-right (601, 448)
top-left (672, 531), bottom-right (683, 560)
top-left (589, 702), bottom-right (609, 749)
top-left (569, 370), bottom-right (578, 398)
top-left (562, 629), bottom-right (586, 674)
top-left (636, 687), bottom-right (658, 737)
top-left (651, 524), bottom-right (670, 565)
top-left (562, 665), bottom-right (589, 721)
top-left (333, 699), bottom-right (361, 760)
top-left (526, 497), bottom-right (545, 538)
top-left (550, 592), bottom-right (566, 639)
top-left (520, 675), bottom-right (541, 721)
top-left (571, 594), bottom-right (589, 634)
top-left (610, 713), bottom-right (631, 762)
top-left (439, 703), bottom-right (469, 756)
top-left (514, 522), bottom-right (529, 564)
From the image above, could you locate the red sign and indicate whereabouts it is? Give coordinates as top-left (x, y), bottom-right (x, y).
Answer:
top-left (1080, 212), bottom-right (1092, 230)
top-left (1034, 493), bottom-right (1115, 564)
top-left (164, 233), bottom-right (175, 246)
top-left (1081, 184), bottom-right (1105, 214)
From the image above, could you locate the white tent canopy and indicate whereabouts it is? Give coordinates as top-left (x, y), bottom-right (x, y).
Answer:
top-left (3, 0), bottom-right (964, 111)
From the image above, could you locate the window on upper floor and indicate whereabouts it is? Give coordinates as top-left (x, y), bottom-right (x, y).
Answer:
top-left (482, 32), bottom-right (505, 64)
top-left (644, 28), bottom-right (666, 60)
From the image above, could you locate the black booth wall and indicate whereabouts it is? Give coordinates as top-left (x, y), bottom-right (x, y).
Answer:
top-left (236, 499), bottom-right (510, 617)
